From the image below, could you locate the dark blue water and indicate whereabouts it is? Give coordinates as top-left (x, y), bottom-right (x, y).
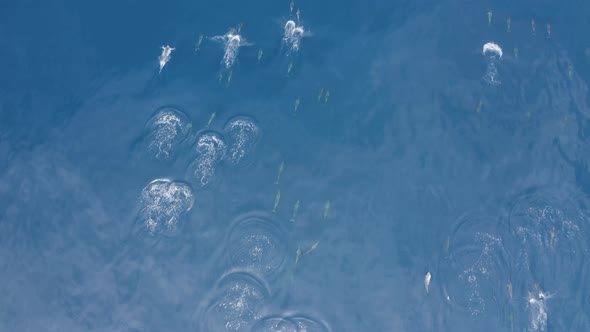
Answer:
top-left (2, 0), bottom-right (590, 331)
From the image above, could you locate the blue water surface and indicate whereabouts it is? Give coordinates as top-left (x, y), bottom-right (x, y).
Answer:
top-left (2, 0), bottom-right (590, 331)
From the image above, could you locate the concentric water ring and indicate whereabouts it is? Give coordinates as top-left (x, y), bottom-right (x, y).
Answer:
top-left (199, 271), bottom-right (270, 332)
top-left (251, 316), bottom-right (298, 331)
top-left (224, 212), bottom-right (290, 283)
top-left (438, 211), bottom-right (509, 317)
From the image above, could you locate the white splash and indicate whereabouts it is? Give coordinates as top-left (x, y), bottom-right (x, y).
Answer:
top-left (283, 20), bottom-right (305, 53)
top-left (527, 288), bottom-right (552, 331)
top-left (425, 272), bottom-right (431, 294)
top-left (159, 45), bottom-right (175, 74)
top-left (483, 42), bottom-right (503, 58)
top-left (212, 29), bottom-right (252, 69)
top-left (482, 42), bottom-right (502, 85)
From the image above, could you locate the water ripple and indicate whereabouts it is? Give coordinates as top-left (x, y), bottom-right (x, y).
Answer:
top-left (250, 314), bottom-right (330, 332)
top-left (251, 316), bottom-right (297, 332)
top-left (438, 212), bottom-right (509, 318)
top-left (223, 212), bottom-right (291, 284)
top-left (287, 314), bottom-right (331, 332)
top-left (197, 271), bottom-right (270, 332)
top-left (502, 187), bottom-right (590, 331)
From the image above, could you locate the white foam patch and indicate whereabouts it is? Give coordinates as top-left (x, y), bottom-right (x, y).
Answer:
top-left (224, 34), bottom-right (241, 69)
top-left (482, 42), bottom-right (503, 85)
top-left (225, 117), bottom-right (260, 164)
top-left (139, 179), bottom-right (194, 235)
top-left (191, 132), bottom-right (226, 186)
top-left (283, 20), bottom-right (305, 53)
top-left (527, 292), bottom-right (550, 331)
top-left (203, 273), bottom-right (269, 331)
top-left (212, 30), bottom-right (251, 69)
top-left (511, 203), bottom-right (585, 287)
top-left (146, 109), bottom-right (189, 160)
top-left (482, 42), bottom-right (503, 58)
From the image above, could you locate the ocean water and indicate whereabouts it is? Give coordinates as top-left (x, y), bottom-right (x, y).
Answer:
top-left (1, 0), bottom-right (590, 331)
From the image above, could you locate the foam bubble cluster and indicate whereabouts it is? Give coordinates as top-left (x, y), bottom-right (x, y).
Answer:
top-left (224, 116), bottom-right (260, 165)
top-left (225, 216), bottom-right (289, 282)
top-left (527, 294), bottom-right (548, 331)
top-left (283, 20), bottom-right (304, 53)
top-left (440, 213), bottom-right (508, 317)
top-left (507, 195), bottom-right (587, 331)
top-left (144, 108), bottom-right (190, 160)
top-left (482, 42), bottom-right (503, 85)
top-left (225, 33), bottom-right (241, 69)
top-left (202, 272), bottom-right (269, 331)
top-left (139, 179), bottom-right (194, 235)
top-left (189, 132), bottom-right (226, 186)
top-left (456, 232), bottom-right (504, 315)
top-left (212, 30), bottom-right (244, 69)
